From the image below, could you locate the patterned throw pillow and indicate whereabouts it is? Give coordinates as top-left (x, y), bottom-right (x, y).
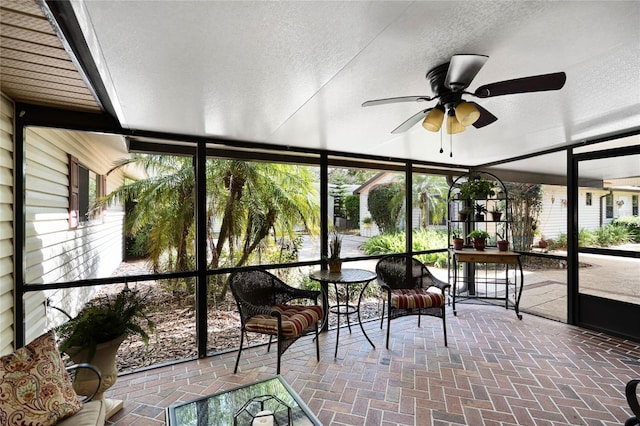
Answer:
top-left (0, 331), bottom-right (82, 426)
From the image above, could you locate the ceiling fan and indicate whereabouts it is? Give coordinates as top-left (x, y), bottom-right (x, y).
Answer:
top-left (362, 54), bottom-right (566, 136)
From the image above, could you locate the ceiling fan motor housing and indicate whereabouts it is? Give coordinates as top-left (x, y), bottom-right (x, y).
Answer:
top-left (426, 62), bottom-right (464, 110)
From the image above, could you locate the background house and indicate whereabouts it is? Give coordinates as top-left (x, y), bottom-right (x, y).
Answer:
top-left (1, 121), bottom-right (133, 349)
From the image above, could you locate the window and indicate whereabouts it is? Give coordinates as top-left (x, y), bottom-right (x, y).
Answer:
top-left (633, 195), bottom-right (638, 216)
top-left (586, 192), bottom-right (592, 206)
top-left (68, 154), bottom-right (104, 228)
top-left (605, 193), bottom-right (613, 219)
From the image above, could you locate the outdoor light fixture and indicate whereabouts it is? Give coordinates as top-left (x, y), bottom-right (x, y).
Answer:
top-left (454, 100), bottom-right (480, 126)
top-left (421, 104), bottom-right (445, 131)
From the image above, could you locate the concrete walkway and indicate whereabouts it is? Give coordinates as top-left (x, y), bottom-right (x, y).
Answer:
top-left (301, 234), bottom-right (640, 324)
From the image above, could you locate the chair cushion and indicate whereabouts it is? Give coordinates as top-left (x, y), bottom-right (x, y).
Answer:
top-left (390, 288), bottom-right (445, 310)
top-left (245, 305), bottom-right (323, 338)
top-left (0, 331), bottom-right (82, 426)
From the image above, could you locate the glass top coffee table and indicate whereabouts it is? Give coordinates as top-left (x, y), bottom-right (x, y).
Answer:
top-left (166, 375), bottom-right (321, 425)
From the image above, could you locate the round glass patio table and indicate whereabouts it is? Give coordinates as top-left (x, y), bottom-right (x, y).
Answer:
top-left (309, 268), bottom-right (377, 357)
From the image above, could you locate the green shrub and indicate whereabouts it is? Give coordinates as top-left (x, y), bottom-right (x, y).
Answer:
top-left (553, 223), bottom-right (635, 249)
top-left (368, 182), bottom-right (403, 234)
top-left (362, 233), bottom-right (406, 254)
top-left (594, 224), bottom-right (630, 247)
top-left (578, 228), bottom-right (598, 247)
top-left (344, 194), bottom-right (360, 225)
top-left (362, 228), bottom-right (448, 267)
top-left (613, 216), bottom-right (640, 242)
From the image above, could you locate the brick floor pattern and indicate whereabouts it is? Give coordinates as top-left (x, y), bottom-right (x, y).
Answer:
top-left (105, 304), bottom-right (640, 425)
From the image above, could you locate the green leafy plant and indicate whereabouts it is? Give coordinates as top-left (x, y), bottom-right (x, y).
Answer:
top-left (474, 204), bottom-right (487, 215)
top-left (367, 182), bottom-right (403, 234)
top-left (612, 216), bottom-right (640, 242)
top-left (459, 206), bottom-right (474, 215)
top-left (56, 287), bottom-right (155, 361)
top-left (344, 194), bottom-right (360, 225)
top-left (361, 229), bottom-right (449, 267)
top-left (328, 229), bottom-right (342, 261)
top-left (467, 229), bottom-right (490, 240)
top-left (458, 176), bottom-right (496, 201)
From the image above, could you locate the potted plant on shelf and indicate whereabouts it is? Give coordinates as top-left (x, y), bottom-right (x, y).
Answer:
top-left (327, 229), bottom-right (343, 273)
top-left (467, 229), bottom-right (490, 251)
top-left (56, 286), bottom-right (154, 416)
top-left (458, 206), bottom-right (474, 221)
top-left (451, 229), bottom-right (464, 250)
top-left (458, 176), bottom-right (496, 202)
top-left (474, 203), bottom-right (487, 221)
top-left (490, 207), bottom-right (502, 221)
top-left (496, 232), bottom-right (509, 251)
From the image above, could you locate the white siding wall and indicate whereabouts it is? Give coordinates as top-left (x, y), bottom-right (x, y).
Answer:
top-left (24, 127), bottom-right (126, 342)
top-left (0, 94), bottom-right (14, 355)
top-left (537, 186), bottom-right (567, 241)
top-left (612, 194), bottom-right (634, 219)
top-left (538, 186), bottom-right (637, 244)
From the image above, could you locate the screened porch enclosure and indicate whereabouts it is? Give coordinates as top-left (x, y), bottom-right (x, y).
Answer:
top-left (14, 118), bottom-right (640, 374)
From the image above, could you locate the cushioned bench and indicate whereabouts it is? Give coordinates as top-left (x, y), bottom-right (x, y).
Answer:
top-left (0, 331), bottom-right (105, 426)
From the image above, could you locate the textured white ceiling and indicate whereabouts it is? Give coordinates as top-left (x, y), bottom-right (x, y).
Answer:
top-left (71, 0), bottom-right (640, 178)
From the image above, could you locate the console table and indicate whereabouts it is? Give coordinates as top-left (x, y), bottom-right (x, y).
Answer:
top-left (452, 249), bottom-right (524, 319)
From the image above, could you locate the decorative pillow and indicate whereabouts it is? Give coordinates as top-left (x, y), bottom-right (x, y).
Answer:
top-left (0, 331), bottom-right (81, 426)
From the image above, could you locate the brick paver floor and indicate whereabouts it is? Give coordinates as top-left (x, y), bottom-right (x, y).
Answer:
top-left (105, 304), bottom-right (639, 425)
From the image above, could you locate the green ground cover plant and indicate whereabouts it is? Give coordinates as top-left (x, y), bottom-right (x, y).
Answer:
top-left (362, 228), bottom-right (448, 267)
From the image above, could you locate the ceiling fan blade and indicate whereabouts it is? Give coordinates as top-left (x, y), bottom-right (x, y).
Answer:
top-left (391, 108), bottom-right (431, 134)
top-left (468, 102), bottom-right (497, 128)
top-left (474, 72), bottom-right (567, 98)
top-left (362, 95), bottom-right (433, 107)
top-left (445, 54), bottom-right (489, 91)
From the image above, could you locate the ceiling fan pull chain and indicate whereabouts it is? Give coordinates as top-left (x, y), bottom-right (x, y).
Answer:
top-left (439, 126), bottom-right (444, 153)
top-left (450, 133), bottom-right (453, 157)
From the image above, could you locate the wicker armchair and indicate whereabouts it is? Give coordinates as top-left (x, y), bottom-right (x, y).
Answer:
top-left (626, 379), bottom-right (640, 426)
top-left (376, 254), bottom-right (450, 349)
top-left (229, 267), bottom-right (323, 374)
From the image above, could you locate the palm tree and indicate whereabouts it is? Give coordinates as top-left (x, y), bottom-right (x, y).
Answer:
top-left (413, 175), bottom-right (448, 227)
top-left (206, 160), bottom-right (319, 267)
top-left (103, 155), bottom-right (195, 273)
top-left (101, 154), bottom-right (319, 297)
top-left (383, 174), bottom-right (448, 230)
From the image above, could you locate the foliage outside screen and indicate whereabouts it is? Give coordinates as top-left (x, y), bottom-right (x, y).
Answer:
top-left (505, 183), bottom-right (543, 251)
top-left (368, 182), bottom-right (403, 234)
top-left (101, 155), bottom-right (320, 299)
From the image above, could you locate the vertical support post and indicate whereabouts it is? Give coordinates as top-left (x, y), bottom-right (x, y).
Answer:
top-left (14, 107), bottom-right (26, 349)
top-left (405, 163), bottom-right (413, 255)
top-left (320, 153), bottom-right (328, 268)
top-left (195, 141), bottom-right (208, 356)
top-left (567, 148), bottom-right (579, 325)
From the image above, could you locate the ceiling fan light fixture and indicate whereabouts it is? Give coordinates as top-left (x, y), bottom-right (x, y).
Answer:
top-left (455, 100), bottom-right (480, 126)
top-left (446, 110), bottom-right (465, 134)
top-left (422, 105), bottom-right (445, 132)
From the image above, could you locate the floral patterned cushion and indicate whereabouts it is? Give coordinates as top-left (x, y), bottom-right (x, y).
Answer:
top-left (0, 331), bottom-right (82, 426)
